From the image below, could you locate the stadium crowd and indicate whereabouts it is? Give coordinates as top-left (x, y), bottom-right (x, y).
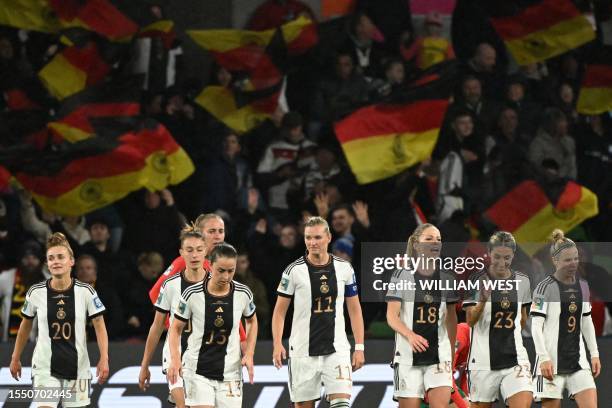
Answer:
top-left (0, 0), bottom-right (611, 343)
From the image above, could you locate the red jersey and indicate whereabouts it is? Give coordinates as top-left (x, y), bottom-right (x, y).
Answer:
top-left (149, 256), bottom-right (246, 341)
top-left (450, 323), bottom-right (470, 407)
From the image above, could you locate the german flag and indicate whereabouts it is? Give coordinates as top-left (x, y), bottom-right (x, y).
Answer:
top-left (577, 46), bottom-right (612, 114)
top-left (196, 84), bottom-right (280, 134)
top-left (138, 20), bottom-right (176, 50)
top-left (49, 79), bottom-right (141, 142)
top-left (334, 62), bottom-right (455, 184)
top-left (0, 0), bottom-right (60, 32)
top-left (188, 16), bottom-right (317, 81)
top-left (486, 0), bottom-right (595, 65)
top-left (38, 41), bottom-right (111, 100)
top-left (484, 180), bottom-right (598, 244)
top-left (1, 119), bottom-right (194, 216)
top-left (48, 0), bottom-right (138, 40)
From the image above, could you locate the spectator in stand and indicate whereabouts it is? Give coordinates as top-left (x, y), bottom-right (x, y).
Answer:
top-left (437, 110), bottom-right (485, 222)
top-left (503, 75), bottom-right (541, 136)
top-left (122, 189), bottom-right (184, 264)
top-left (311, 51), bottom-right (370, 127)
top-left (247, 0), bottom-right (315, 31)
top-left (370, 58), bottom-right (406, 101)
top-left (447, 75), bottom-right (499, 135)
top-left (0, 240), bottom-right (44, 342)
top-left (124, 252), bottom-right (164, 339)
top-left (483, 106), bottom-right (532, 205)
top-left (303, 145), bottom-right (343, 201)
top-left (332, 236), bottom-right (354, 263)
top-left (460, 42), bottom-right (505, 99)
top-left (576, 114), bottom-right (612, 197)
top-left (235, 251), bottom-right (270, 337)
top-left (81, 216), bottom-right (128, 289)
top-left (341, 11), bottom-right (386, 79)
top-left (247, 220), bottom-right (303, 307)
top-left (528, 107), bottom-right (577, 180)
top-left (0, 198), bottom-right (22, 271)
top-left (75, 255), bottom-right (124, 340)
top-left (552, 81), bottom-right (579, 128)
top-left (402, 12), bottom-right (454, 71)
top-left (200, 131), bottom-right (253, 214)
top-left (518, 62), bottom-right (553, 104)
top-left (256, 112), bottom-right (316, 219)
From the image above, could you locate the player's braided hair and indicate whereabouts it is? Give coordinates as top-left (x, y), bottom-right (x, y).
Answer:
top-left (487, 231), bottom-right (516, 253)
top-left (550, 229), bottom-right (576, 259)
top-left (46, 232), bottom-right (74, 258)
top-left (179, 222), bottom-right (204, 244)
top-left (406, 223), bottom-right (437, 257)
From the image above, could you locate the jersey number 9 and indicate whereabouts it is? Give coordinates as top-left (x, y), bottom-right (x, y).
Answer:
top-left (567, 316), bottom-right (577, 333)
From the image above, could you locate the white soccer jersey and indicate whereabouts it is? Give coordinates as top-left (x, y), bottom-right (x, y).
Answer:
top-left (154, 272), bottom-right (198, 369)
top-left (385, 268), bottom-right (458, 366)
top-left (463, 270), bottom-right (531, 371)
top-left (276, 255), bottom-right (359, 358)
top-left (21, 279), bottom-right (105, 380)
top-left (530, 276), bottom-right (592, 375)
top-left (175, 279), bottom-right (256, 381)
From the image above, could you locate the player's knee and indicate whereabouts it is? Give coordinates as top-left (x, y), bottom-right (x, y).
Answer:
top-left (329, 397), bottom-right (350, 408)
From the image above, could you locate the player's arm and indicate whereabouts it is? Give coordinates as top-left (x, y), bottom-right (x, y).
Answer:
top-left (386, 301), bottom-right (428, 352)
top-left (464, 301), bottom-right (487, 327)
top-left (272, 295), bottom-right (291, 369)
top-left (92, 315), bottom-right (109, 384)
top-left (242, 313), bottom-right (258, 384)
top-left (346, 295), bottom-right (365, 371)
top-left (9, 317), bottom-right (33, 380)
top-left (520, 305), bottom-right (529, 329)
top-left (168, 316), bottom-right (186, 384)
top-left (446, 304), bottom-right (457, 364)
top-left (530, 288), bottom-right (552, 379)
top-left (581, 305), bottom-right (601, 378)
top-left (139, 311), bottom-right (168, 390)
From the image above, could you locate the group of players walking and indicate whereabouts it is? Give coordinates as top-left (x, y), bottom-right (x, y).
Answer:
top-left (7, 212), bottom-right (601, 407)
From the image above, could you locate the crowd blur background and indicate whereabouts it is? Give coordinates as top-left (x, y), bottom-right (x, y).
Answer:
top-left (0, 0), bottom-right (611, 342)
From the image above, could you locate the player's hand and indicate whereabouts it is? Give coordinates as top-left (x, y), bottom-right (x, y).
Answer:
top-left (405, 330), bottom-right (429, 353)
top-left (167, 361), bottom-right (182, 385)
top-left (9, 358), bottom-right (21, 381)
top-left (540, 360), bottom-right (554, 381)
top-left (591, 357), bottom-right (601, 378)
top-left (242, 353), bottom-right (255, 384)
top-left (138, 365), bottom-right (151, 391)
top-left (479, 288), bottom-right (491, 302)
top-left (352, 350), bottom-right (365, 371)
top-left (97, 358), bottom-right (109, 384)
top-left (272, 344), bottom-right (287, 369)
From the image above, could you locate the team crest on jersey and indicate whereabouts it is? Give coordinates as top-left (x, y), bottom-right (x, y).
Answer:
top-left (501, 297), bottom-right (511, 309)
top-left (57, 308), bottom-right (66, 320)
top-left (320, 283), bottom-right (330, 294)
top-left (214, 316), bottom-right (224, 327)
top-left (93, 296), bottom-right (104, 310)
top-left (424, 293), bottom-right (433, 304)
top-left (178, 301), bottom-right (187, 314)
top-left (569, 302), bottom-right (577, 313)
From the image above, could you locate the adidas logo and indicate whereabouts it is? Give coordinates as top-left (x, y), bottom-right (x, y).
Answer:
top-left (57, 299), bottom-right (65, 305)
top-left (320, 275), bottom-right (327, 280)
top-left (215, 307), bottom-right (223, 313)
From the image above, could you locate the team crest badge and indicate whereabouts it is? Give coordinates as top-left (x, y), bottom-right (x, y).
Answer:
top-left (320, 283), bottom-right (330, 294)
top-left (57, 308), bottom-right (66, 320)
top-left (178, 301), bottom-right (186, 315)
top-left (501, 298), bottom-right (511, 310)
top-left (424, 293), bottom-right (433, 304)
top-left (214, 316), bottom-right (225, 327)
top-left (569, 303), bottom-right (577, 313)
top-left (280, 277), bottom-right (289, 291)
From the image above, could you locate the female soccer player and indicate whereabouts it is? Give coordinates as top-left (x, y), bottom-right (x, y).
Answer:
top-left (531, 230), bottom-right (600, 408)
top-left (167, 243), bottom-right (258, 408)
top-left (10, 232), bottom-right (109, 408)
top-left (138, 224), bottom-right (207, 408)
top-left (386, 223), bottom-right (458, 408)
top-left (463, 231), bottom-right (532, 407)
